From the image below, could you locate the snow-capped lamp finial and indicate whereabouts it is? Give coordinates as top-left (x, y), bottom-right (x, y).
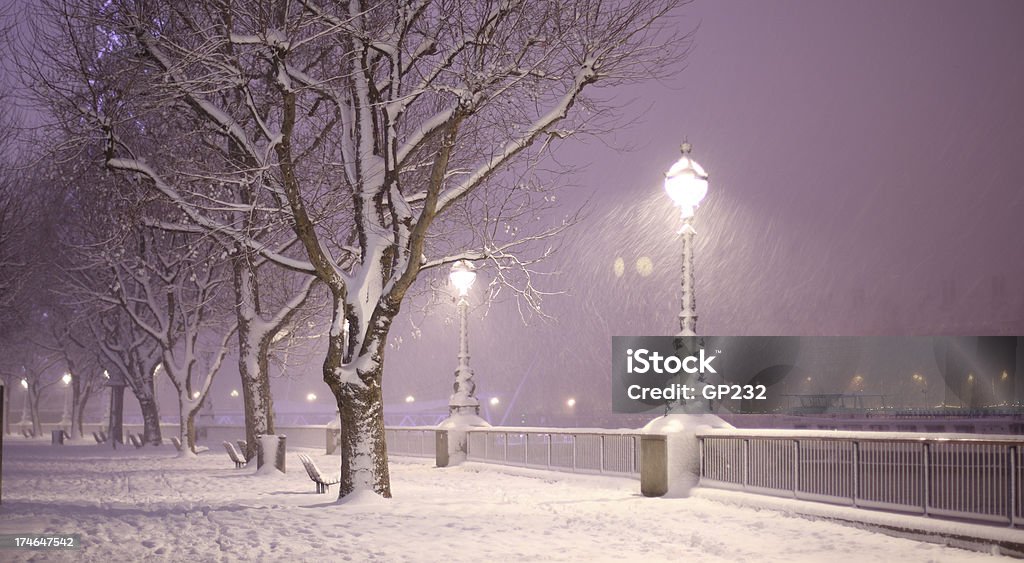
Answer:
top-left (680, 141), bottom-right (692, 154)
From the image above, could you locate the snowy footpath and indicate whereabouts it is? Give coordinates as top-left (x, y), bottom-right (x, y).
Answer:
top-left (0, 440), bottom-right (1010, 562)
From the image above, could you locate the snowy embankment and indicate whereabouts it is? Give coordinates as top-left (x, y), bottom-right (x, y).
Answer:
top-left (0, 440), bottom-right (1011, 562)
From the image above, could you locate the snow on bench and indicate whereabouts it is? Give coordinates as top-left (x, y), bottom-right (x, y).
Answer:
top-left (297, 453), bottom-right (340, 494)
top-left (223, 441), bottom-right (247, 469)
top-left (236, 440), bottom-right (250, 461)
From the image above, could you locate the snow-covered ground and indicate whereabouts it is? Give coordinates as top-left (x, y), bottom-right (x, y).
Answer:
top-left (0, 439), bottom-right (1011, 562)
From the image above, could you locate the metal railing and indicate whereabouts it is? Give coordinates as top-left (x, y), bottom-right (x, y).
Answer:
top-left (465, 428), bottom-right (642, 478)
top-left (385, 426), bottom-right (437, 458)
top-left (698, 429), bottom-right (1024, 526)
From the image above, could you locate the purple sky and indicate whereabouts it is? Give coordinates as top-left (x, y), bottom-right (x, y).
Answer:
top-left (38, 1), bottom-right (1018, 422)
top-left (363, 0), bottom-right (1024, 422)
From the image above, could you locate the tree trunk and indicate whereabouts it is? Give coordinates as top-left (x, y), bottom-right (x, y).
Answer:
top-left (185, 405), bottom-right (198, 453)
top-left (233, 255), bottom-right (274, 461)
top-left (327, 324), bottom-right (391, 499)
top-left (70, 383), bottom-right (82, 439)
top-left (73, 387), bottom-right (92, 439)
top-left (2, 383), bottom-right (9, 435)
top-left (29, 395), bottom-right (41, 437)
top-left (138, 396), bottom-right (162, 445)
top-left (238, 339), bottom-right (273, 461)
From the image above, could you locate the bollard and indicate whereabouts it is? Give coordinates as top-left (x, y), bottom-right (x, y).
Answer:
top-left (641, 434), bottom-right (668, 497)
top-left (435, 430), bottom-right (450, 468)
top-left (326, 427), bottom-right (340, 455)
top-left (275, 435), bottom-right (287, 473)
top-left (255, 434), bottom-right (264, 469)
top-left (51, 430), bottom-right (65, 446)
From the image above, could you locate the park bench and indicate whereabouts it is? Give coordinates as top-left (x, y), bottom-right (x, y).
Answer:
top-left (297, 453), bottom-right (341, 494)
top-left (171, 436), bottom-right (183, 451)
top-left (236, 440), bottom-right (249, 460)
top-left (128, 434), bottom-right (144, 448)
top-left (222, 441), bottom-right (246, 468)
top-left (99, 430), bottom-right (108, 442)
top-left (92, 431), bottom-right (106, 444)
top-left (21, 429), bottom-right (33, 438)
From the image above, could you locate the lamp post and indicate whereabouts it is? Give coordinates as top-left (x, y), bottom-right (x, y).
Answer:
top-left (153, 363), bottom-right (162, 424)
top-left (19, 378), bottom-right (28, 432)
top-left (448, 260), bottom-right (481, 416)
top-left (663, 143), bottom-right (713, 413)
top-left (664, 142), bottom-right (709, 338)
top-left (640, 143), bottom-right (729, 497)
top-left (102, 370), bottom-right (111, 429)
top-left (60, 373), bottom-right (72, 431)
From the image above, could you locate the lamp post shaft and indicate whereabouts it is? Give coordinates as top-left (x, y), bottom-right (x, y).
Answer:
top-left (449, 296), bottom-right (479, 415)
top-left (61, 385), bottom-right (71, 428)
top-left (677, 218), bottom-right (698, 337)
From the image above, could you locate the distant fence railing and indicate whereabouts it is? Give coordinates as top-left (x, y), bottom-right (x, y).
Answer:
top-left (385, 427), bottom-right (437, 458)
top-left (698, 429), bottom-right (1024, 526)
top-left (464, 428), bottom-right (642, 478)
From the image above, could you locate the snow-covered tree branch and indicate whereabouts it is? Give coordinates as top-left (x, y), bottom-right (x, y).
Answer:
top-left (32, 0), bottom-right (692, 497)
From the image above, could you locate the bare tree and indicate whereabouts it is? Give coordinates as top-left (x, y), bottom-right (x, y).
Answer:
top-left (104, 230), bottom-right (237, 453)
top-left (34, 306), bottom-right (108, 438)
top-left (34, 0), bottom-right (690, 496)
top-left (90, 309), bottom-right (164, 443)
top-left (63, 218), bottom-right (238, 453)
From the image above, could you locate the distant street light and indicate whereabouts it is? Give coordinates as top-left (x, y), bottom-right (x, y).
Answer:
top-left (448, 260), bottom-right (481, 416)
top-left (851, 374), bottom-right (864, 392)
top-left (306, 393), bottom-right (317, 402)
top-left (192, 390), bottom-right (201, 400)
top-left (405, 395), bottom-right (415, 403)
top-left (566, 398), bottom-right (576, 408)
top-left (230, 389), bottom-right (239, 398)
top-left (19, 378), bottom-right (28, 429)
top-left (60, 373), bottom-right (72, 429)
top-left (489, 397), bottom-right (500, 407)
top-left (911, 373), bottom-right (928, 406)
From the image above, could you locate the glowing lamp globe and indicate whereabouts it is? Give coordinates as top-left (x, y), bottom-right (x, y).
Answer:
top-left (20, 378), bottom-right (28, 389)
top-left (449, 260), bottom-right (477, 297)
top-left (62, 373), bottom-right (72, 386)
top-left (664, 143), bottom-right (709, 219)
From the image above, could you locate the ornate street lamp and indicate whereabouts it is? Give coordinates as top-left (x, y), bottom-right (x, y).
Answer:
top-left (448, 260), bottom-right (480, 416)
top-left (664, 142), bottom-right (709, 337)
